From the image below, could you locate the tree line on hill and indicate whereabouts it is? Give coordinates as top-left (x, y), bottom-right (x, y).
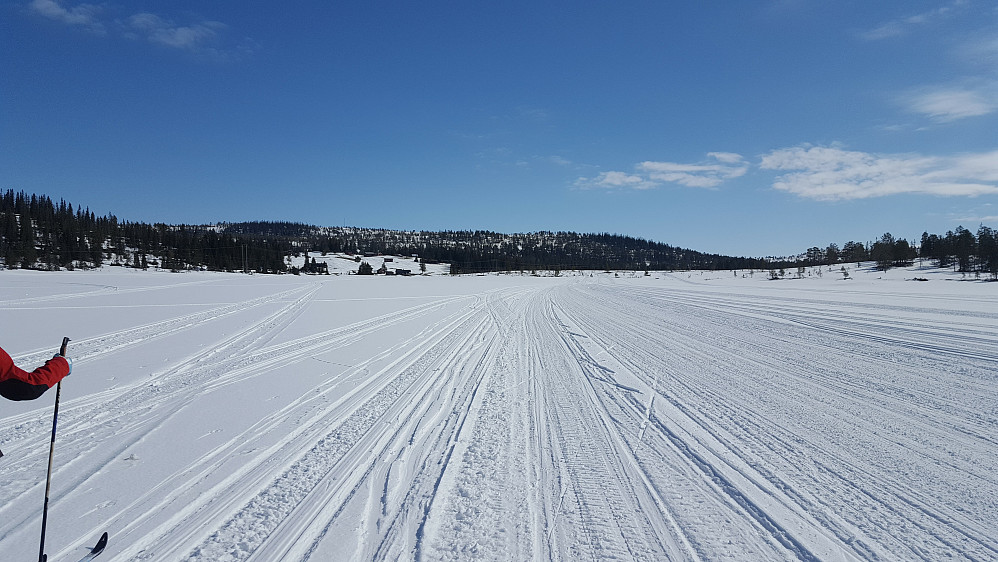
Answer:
top-left (0, 191), bottom-right (289, 273)
top-left (1, 190), bottom-right (996, 278)
top-left (184, 221), bottom-right (778, 273)
top-left (797, 227), bottom-right (998, 278)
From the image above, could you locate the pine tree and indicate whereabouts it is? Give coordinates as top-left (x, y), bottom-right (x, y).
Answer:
top-left (18, 214), bottom-right (37, 268)
top-left (954, 226), bottom-right (976, 272)
top-left (977, 225), bottom-right (998, 279)
top-left (872, 233), bottom-right (895, 271)
top-left (2, 211), bottom-right (19, 267)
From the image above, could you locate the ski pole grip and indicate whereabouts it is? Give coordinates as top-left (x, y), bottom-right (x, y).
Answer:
top-left (59, 337), bottom-right (70, 356)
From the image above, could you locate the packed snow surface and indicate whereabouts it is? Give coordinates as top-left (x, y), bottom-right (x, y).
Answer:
top-left (1, 264), bottom-right (996, 561)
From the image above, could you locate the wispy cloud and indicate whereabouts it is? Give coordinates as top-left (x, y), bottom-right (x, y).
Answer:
top-left (582, 146), bottom-right (998, 202)
top-left (945, 202), bottom-right (998, 224)
top-left (29, 0), bottom-right (104, 34)
top-left (957, 33), bottom-right (998, 64)
top-left (28, 1), bottom-right (250, 60)
top-left (638, 153), bottom-right (748, 188)
top-left (903, 84), bottom-right (998, 122)
top-left (517, 107), bottom-right (550, 122)
top-left (705, 151), bottom-right (746, 164)
top-left (638, 152), bottom-right (748, 188)
top-left (575, 153), bottom-right (747, 191)
top-left (575, 171), bottom-right (658, 191)
top-left (950, 213), bottom-right (998, 224)
top-left (884, 17), bottom-right (998, 124)
top-left (127, 13), bottom-right (222, 51)
top-left (760, 145), bottom-right (998, 200)
top-left (859, 1), bottom-right (998, 126)
top-left (860, 0), bottom-right (966, 40)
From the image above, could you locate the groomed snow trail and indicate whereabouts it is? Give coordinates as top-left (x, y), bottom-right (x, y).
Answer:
top-left (2, 270), bottom-right (996, 561)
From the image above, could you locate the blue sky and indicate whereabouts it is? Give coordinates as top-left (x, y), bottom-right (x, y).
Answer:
top-left (3, 0), bottom-right (996, 257)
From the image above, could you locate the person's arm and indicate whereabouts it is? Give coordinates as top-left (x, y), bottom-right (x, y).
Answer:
top-left (0, 349), bottom-right (71, 401)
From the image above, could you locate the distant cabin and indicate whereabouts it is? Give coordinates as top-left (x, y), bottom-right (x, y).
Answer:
top-left (395, 268), bottom-right (412, 276)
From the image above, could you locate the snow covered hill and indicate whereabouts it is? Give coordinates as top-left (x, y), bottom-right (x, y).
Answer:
top-left (1, 265), bottom-right (996, 561)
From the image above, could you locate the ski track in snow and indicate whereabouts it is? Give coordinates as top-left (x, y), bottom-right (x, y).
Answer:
top-left (2, 270), bottom-right (997, 561)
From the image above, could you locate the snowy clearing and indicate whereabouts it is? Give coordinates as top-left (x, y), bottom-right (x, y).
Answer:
top-left (1, 264), bottom-right (996, 561)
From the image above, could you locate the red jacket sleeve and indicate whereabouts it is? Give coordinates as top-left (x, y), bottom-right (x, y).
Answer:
top-left (0, 347), bottom-right (70, 401)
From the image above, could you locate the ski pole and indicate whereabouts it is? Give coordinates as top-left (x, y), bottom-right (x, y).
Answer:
top-left (38, 336), bottom-right (69, 562)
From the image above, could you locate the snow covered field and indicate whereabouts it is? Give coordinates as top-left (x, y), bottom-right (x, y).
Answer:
top-left (1, 264), bottom-right (996, 561)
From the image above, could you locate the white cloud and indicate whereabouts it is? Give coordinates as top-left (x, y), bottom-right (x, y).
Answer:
top-left (874, 5), bottom-right (998, 125)
top-left (861, 22), bottom-right (905, 41)
top-left (860, 0), bottom-right (966, 40)
top-left (575, 152), bottom-right (746, 191)
top-left (517, 107), bottom-right (550, 121)
top-left (30, 0), bottom-right (104, 33)
top-left (760, 145), bottom-right (998, 201)
top-left (958, 34), bottom-right (998, 64)
top-left (706, 152), bottom-right (745, 164)
top-left (575, 171), bottom-right (658, 191)
top-left (945, 201), bottom-right (998, 224)
top-left (581, 147), bottom-right (998, 201)
top-left (953, 150), bottom-right (998, 182)
top-left (638, 153), bottom-right (747, 188)
top-left (127, 13), bottom-right (225, 52)
top-left (950, 213), bottom-right (998, 224)
top-left (904, 86), bottom-right (998, 122)
top-left (27, 2), bottom-right (246, 59)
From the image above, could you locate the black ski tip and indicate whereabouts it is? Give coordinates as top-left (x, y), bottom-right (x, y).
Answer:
top-left (92, 532), bottom-right (108, 553)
